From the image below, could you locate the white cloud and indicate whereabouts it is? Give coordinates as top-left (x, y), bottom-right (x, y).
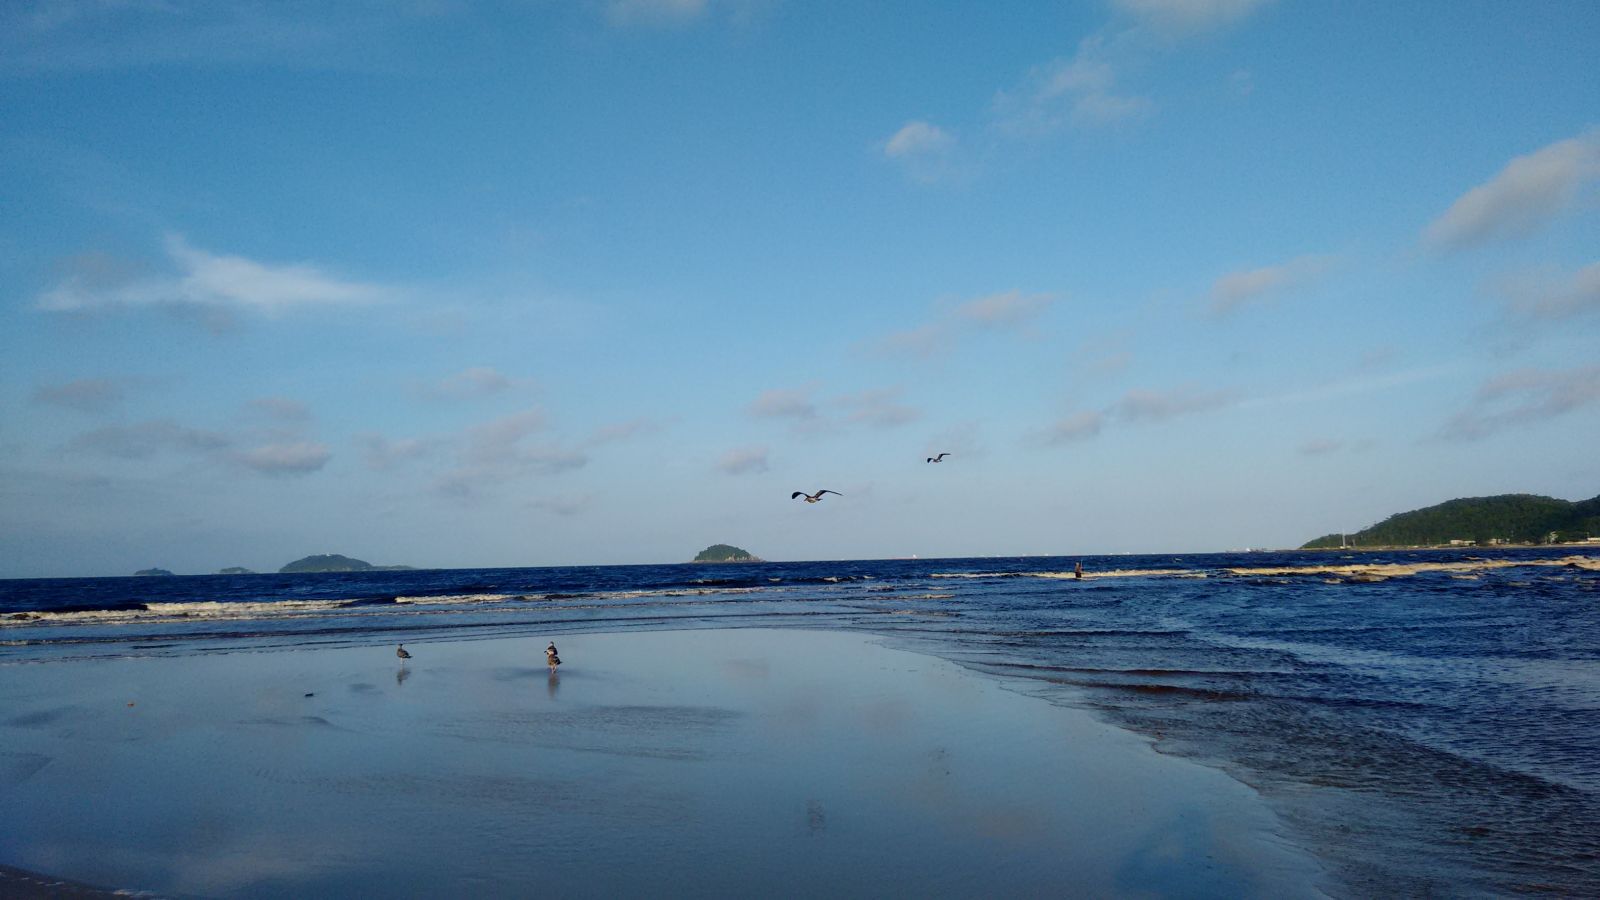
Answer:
top-left (1424, 129), bottom-right (1600, 250)
top-left (1494, 261), bottom-right (1600, 321)
top-left (992, 36), bottom-right (1151, 135)
top-left (716, 445), bottom-right (770, 475)
top-left (36, 234), bottom-right (387, 321)
top-left (1438, 365), bottom-right (1600, 441)
top-left (883, 120), bottom-right (953, 159)
top-left (234, 441), bottom-right (331, 475)
top-left (1209, 253), bottom-right (1334, 315)
top-left (1113, 0), bottom-right (1273, 34)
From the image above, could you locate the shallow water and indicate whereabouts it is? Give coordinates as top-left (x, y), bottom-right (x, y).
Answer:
top-left (0, 630), bottom-right (1321, 898)
top-left (3, 548), bottom-right (1598, 895)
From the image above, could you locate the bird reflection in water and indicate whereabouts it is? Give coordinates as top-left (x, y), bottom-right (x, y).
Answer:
top-left (396, 665), bottom-right (411, 686)
top-left (547, 670), bottom-right (560, 699)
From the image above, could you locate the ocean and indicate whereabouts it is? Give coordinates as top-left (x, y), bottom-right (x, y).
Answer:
top-left (3, 547), bottom-right (1597, 896)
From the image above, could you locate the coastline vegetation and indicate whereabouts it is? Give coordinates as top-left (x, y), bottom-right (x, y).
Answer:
top-left (1303, 493), bottom-right (1600, 549)
top-left (691, 544), bottom-right (762, 563)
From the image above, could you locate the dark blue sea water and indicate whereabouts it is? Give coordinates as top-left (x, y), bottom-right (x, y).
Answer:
top-left (4, 548), bottom-right (1598, 896)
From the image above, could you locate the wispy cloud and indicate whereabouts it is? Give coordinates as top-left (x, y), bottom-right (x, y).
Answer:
top-left (1493, 261), bottom-right (1600, 322)
top-left (1437, 365), bottom-right (1600, 441)
top-left (746, 383), bottom-right (921, 434)
top-left (235, 441), bottom-right (331, 476)
top-left (70, 419), bottom-right (230, 459)
top-left (588, 417), bottom-right (667, 445)
top-left (605, 0), bottom-right (708, 27)
top-left (991, 36), bottom-right (1151, 135)
top-left (416, 366), bottom-right (528, 402)
top-left (1209, 253), bottom-right (1334, 316)
top-left (884, 120), bottom-right (953, 159)
top-left (838, 387), bottom-right (920, 428)
top-left (1029, 384), bottom-right (1241, 450)
top-left (1423, 129), bottom-right (1600, 250)
top-left (1114, 385), bottom-right (1238, 422)
top-left (249, 396), bottom-right (311, 422)
top-left (1112, 0), bottom-right (1274, 35)
top-left (1032, 411), bottom-right (1106, 445)
top-left (881, 120), bottom-right (960, 182)
top-left (878, 290), bottom-right (1054, 358)
top-left (0, 1), bottom-right (452, 74)
top-left (747, 386), bottom-right (819, 420)
top-left (716, 445), bottom-right (770, 475)
top-left (356, 434), bottom-right (435, 471)
top-left (67, 417), bottom-right (332, 475)
top-left (528, 494), bottom-right (594, 516)
top-left (32, 377), bottom-right (126, 413)
top-left (1297, 437), bottom-right (1343, 456)
top-left (36, 234), bottom-right (387, 327)
top-left (435, 408), bottom-right (588, 499)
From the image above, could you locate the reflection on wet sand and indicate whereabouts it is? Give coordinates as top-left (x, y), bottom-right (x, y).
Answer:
top-left (0, 630), bottom-right (1324, 898)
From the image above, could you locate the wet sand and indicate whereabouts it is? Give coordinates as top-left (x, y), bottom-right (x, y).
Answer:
top-left (0, 629), bottom-right (1325, 897)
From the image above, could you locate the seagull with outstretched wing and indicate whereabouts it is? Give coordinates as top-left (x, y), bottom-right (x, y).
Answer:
top-left (926, 453), bottom-right (951, 463)
top-left (791, 490), bottom-right (841, 504)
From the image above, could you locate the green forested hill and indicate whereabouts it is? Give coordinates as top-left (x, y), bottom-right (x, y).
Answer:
top-left (692, 544), bottom-right (761, 562)
top-left (1303, 493), bottom-right (1600, 548)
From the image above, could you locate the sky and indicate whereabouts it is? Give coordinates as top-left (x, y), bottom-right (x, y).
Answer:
top-left (1, 0), bottom-right (1597, 577)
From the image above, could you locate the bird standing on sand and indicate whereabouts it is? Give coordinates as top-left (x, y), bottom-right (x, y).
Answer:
top-left (791, 490), bottom-right (841, 503)
top-left (396, 644), bottom-right (411, 660)
top-left (926, 452), bottom-right (951, 463)
top-left (545, 641), bottom-right (561, 670)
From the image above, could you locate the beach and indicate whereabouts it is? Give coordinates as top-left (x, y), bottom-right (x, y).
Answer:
top-left (0, 628), bottom-right (1324, 897)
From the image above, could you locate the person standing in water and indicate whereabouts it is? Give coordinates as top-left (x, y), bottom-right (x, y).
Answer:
top-left (1074, 561), bottom-right (1084, 579)
top-left (545, 641), bottom-right (561, 671)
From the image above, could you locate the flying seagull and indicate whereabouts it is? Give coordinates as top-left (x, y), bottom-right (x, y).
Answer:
top-left (396, 644), bottom-right (412, 660)
top-left (926, 453), bottom-right (951, 463)
top-left (792, 490), bottom-right (841, 503)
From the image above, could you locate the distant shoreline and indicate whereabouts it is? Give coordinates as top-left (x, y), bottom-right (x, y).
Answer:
top-left (1303, 542), bottom-right (1600, 552)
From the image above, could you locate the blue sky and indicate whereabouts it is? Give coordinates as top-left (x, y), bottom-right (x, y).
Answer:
top-left (2, 0), bottom-right (1597, 577)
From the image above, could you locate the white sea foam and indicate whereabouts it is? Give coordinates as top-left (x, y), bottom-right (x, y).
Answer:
top-left (3, 598), bottom-right (354, 627)
top-left (393, 593), bottom-right (513, 605)
top-left (931, 569), bottom-right (1200, 580)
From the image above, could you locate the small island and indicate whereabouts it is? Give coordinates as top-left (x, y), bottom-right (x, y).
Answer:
top-left (134, 568), bottom-right (175, 577)
top-left (217, 567), bottom-right (256, 575)
top-left (279, 554), bottom-right (415, 574)
top-left (691, 544), bottom-right (763, 563)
